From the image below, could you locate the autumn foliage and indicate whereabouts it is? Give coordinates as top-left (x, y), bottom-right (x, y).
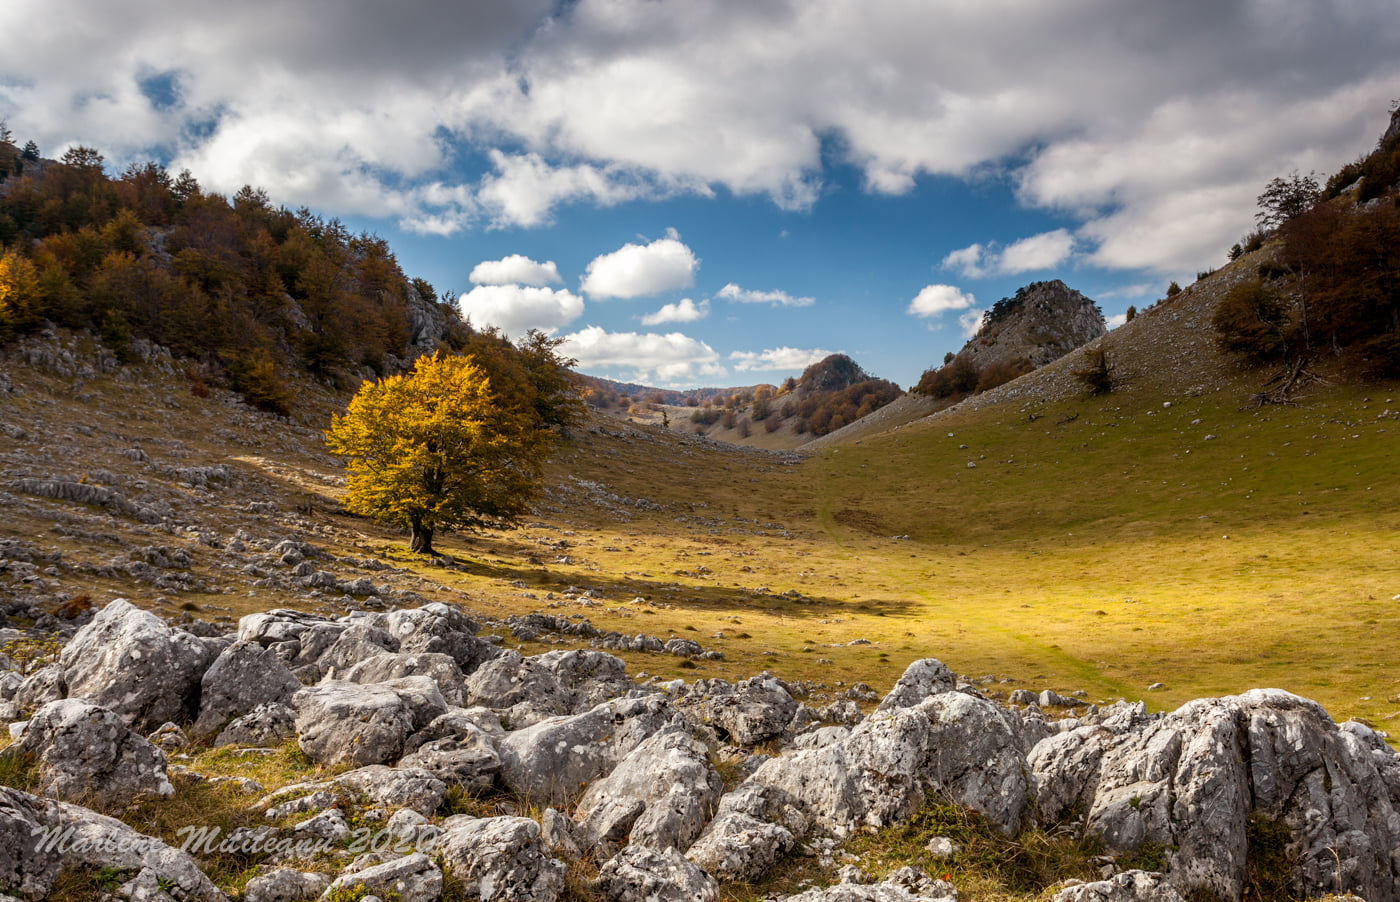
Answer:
top-left (326, 352), bottom-right (561, 555)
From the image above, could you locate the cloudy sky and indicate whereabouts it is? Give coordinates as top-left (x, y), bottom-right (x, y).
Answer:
top-left (3, 1), bottom-right (1397, 388)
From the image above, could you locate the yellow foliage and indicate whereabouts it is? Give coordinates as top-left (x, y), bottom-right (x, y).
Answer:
top-left (326, 351), bottom-right (553, 554)
top-left (0, 250), bottom-right (40, 337)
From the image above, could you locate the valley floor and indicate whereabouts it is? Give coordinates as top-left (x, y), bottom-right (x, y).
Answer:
top-left (2, 329), bottom-right (1397, 743)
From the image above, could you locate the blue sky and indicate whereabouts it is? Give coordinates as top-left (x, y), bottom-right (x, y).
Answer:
top-left (3, 1), bottom-right (1399, 388)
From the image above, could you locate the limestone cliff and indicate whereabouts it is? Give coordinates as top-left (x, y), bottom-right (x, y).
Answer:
top-left (953, 279), bottom-right (1105, 373)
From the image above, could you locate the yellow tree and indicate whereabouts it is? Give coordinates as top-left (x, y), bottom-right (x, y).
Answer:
top-left (0, 250), bottom-right (40, 340)
top-left (326, 352), bottom-right (554, 555)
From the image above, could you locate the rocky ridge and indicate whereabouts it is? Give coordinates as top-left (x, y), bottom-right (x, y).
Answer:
top-left (0, 596), bottom-right (1395, 901)
top-left (954, 281), bottom-right (1106, 374)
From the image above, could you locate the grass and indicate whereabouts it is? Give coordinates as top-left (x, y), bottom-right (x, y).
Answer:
top-left (386, 377), bottom-right (1399, 741)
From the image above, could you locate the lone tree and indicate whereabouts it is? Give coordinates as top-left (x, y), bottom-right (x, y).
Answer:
top-left (327, 350), bottom-right (566, 555)
top-left (1255, 171), bottom-right (1320, 231)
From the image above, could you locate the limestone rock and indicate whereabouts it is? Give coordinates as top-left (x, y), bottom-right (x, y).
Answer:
top-left (465, 648), bottom-right (634, 727)
top-left (948, 279), bottom-right (1106, 374)
top-left (60, 599), bottom-right (218, 732)
top-left (398, 713), bottom-right (501, 790)
top-left (682, 673), bottom-right (797, 747)
top-left (291, 677), bottom-right (445, 767)
top-left (335, 765), bottom-right (448, 816)
top-left (873, 658), bottom-right (956, 714)
top-left (16, 698), bottom-right (174, 809)
top-left (752, 691), bottom-right (1030, 840)
top-left (241, 868), bottom-right (327, 902)
top-left (1051, 870), bottom-right (1184, 902)
top-left (214, 702), bottom-right (296, 748)
top-left (496, 695), bottom-right (673, 807)
top-left (684, 803), bottom-right (795, 882)
top-left (576, 724), bottom-right (723, 854)
top-left (192, 640), bottom-right (302, 738)
top-left (1052, 873), bottom-right (1181, 902)
top-left (595, 845), bottom-right (718, 902)
top-left (1035, 688), bottom-right (1400, 902)
top-left (321, 852), bottom-right (442, 902)
top-left (344, 652), bottom-right (467, 706)
top-left (434, 815), bottom-right (566, 902)
top-left (0, 786), bottom-right (225, 901)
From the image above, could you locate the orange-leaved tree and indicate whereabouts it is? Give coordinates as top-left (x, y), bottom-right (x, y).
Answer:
top-left (326, 351), bottom-right (556, 555)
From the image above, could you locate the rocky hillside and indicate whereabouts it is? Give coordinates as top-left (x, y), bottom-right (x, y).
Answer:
top-left (956, 280), bottom-right (1106, 372)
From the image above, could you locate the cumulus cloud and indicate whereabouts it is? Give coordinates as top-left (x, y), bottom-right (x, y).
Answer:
top-left (2, 1), bottom-right (1396, 263)
top-left (729, 347), bottom-right (833, 372)
top-left (940, 245), bottom-right (987, 279)
top-left (458, 285), bottom-right (584, 339)
top-left (941, 230), bottom-right (1075, 278)
top-left (580, 232), bottom-right (699, 299)
top-left (560, 325), bottom-right (724, 384)
top-left (1106, 313), bottom-right (1128, 329)
top-left (641, 297), bottom-right (708, 325)
top-left (907, 284), bottom-right (976, 318)
top-left (469, 254), bottom-right (563, 287)
top-left (958, 309), bottom-right (986, 339)
top-left (716, 283), bottom-right (814, 308)
top-left (998, 229), bottom-right (1076, 274)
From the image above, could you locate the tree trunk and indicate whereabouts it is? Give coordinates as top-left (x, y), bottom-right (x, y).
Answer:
top-left (409, 520), bottom-right (434, 556)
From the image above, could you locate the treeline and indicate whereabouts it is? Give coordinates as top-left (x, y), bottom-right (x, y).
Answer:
top-left (1213, 121), bottom-right (1400, 377)
top-left (0, 129), bottom-right (496, 414)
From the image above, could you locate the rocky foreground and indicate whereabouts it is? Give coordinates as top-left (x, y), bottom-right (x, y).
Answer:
top-left (0, 598), bottom-right (1395, 902)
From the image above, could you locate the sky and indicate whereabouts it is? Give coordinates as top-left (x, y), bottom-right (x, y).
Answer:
top-left (2, 1), bottom-right (1398, 389)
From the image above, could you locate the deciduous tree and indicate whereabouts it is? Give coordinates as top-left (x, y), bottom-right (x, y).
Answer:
top-left (326, 352), bottom-right (556, 555)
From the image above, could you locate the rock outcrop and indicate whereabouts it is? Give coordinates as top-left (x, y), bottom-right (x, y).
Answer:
top-left (951, 279), bottom-right (1106, 373)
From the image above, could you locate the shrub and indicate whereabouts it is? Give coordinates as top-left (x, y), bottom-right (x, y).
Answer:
top-left (975, 359), bottom-right (1032, 393)
top-left (1073, 348), bottom-right (1113, 394)
top-left (913, 357), bottom-right (979, 398)
top-left (1211, 280), bottom-right (1290, 363)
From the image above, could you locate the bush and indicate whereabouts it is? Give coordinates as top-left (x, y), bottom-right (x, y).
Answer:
top-left (1073, 348), bottom-right (1113, 394)
top-left (913, 357), bottom-right (979, 398)
top-left (225, 350), bottom-right (292, 417)
top-left (1211, 280), bottom-right (1290, 363)
top-left (975, 359), bottom-right (1032, 393)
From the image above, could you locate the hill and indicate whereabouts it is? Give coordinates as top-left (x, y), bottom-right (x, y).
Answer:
top-left (911, 279), bottom-right (1106, 403)
top-left (616, 353), bottom-right (905, 450)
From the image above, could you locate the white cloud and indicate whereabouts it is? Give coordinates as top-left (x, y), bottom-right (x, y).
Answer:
top-left (476, 151), bottom-right (674, 229)
top-left (958, 309), bottom-right (986, 339)
top-left (940, 245), bottom-right (987, 279)
top-left (457, 285), bottom-right (584, 339)
top-left (1106, 313), bottom-right (1128, 329)
top-left (580, 234), bottom-right (699, 300)
top-left (469, 254), bottom-right (563, 287)
top-left (998, 229), bottom-right (1075, 274)
top-left (560, 325), bottom-right (725, 384)
top-left (716, 283), bottom-right (814, 308)
top-left (907, 284), bottom-right (976, 318)
top-left (2, 2), bottom-right (1396, 264)
top-left (941, 230), bottom-right (1074, 278)
top-left (641, 297), bottom-right (708, 325)
top-left (1097, 282), bottom-right (1157, 300)
top-left (730, 347), bottom-right (833, 372)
